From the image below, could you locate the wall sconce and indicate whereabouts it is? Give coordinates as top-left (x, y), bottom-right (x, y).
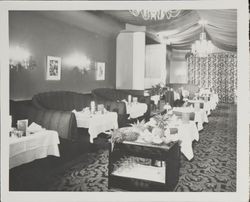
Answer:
top-left (64, 52), bottom-right (91, 74)
top-left (9, 46), bottom-right (35, 70)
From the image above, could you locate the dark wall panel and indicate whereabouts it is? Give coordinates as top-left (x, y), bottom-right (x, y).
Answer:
top-left (9, 11), bottom-right (116, 100)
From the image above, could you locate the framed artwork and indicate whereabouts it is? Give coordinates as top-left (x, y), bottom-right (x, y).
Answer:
top-left (96, 62), bottom-right (105, 80)
top-left (17, 119), bottom-right (28, 132)
top-left (46, 56), bottom-right (61, 80)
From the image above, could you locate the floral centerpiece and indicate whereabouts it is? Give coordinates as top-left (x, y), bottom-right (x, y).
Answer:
top-left (111, 120), bottom-right (146, 143)
top-left (111, 113), bottom-right (179, 145)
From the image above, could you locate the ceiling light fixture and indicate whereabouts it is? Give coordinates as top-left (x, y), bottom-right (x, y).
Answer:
top-left (191, 20), bottom-right (213, 57)
top-left (129, 9), bottom-right (181, 21)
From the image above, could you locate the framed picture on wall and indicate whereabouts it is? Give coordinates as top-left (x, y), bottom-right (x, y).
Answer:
top-left (96, 62), bottom-right (105, 80)
top-left (46, 56), bottom-right (61, 80)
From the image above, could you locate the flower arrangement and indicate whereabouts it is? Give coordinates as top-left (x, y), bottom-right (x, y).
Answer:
top-left (151, 83), bottom-right (164, 96)
top-left (111, 120), bottom-right (146, 144)
top-left (151, 113), bottom-right (170, 129)
top-left (111, 114), bottom-right (179, 145)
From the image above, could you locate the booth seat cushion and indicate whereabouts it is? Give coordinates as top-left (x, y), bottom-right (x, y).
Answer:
top-left (32, 91), bottom-right (128, 128)
top-left (92, 88), bottom-right (151, 121)
top-left (32, 91), bottom-right (92, 111)
top-left (27, 106), bottom-right (78, 140)
top-left (92, 88), bottom-right (147, 101)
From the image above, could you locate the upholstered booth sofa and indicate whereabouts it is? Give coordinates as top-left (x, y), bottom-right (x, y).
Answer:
top-left (32, 91), bottom-right (128, 137)
top-left (10, 100), bottom-right (76, 139)
top-left (10, 99), bottom-right (78, 159)
top-left (27, 106), bottom-right (77, 140)
top-left (91, 88), bottom-right (151, 122)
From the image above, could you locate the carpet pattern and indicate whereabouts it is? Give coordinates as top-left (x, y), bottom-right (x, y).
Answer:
top-left (45, 104), bottom-right (237, 192)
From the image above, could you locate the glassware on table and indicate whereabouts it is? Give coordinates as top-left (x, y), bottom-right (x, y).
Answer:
top-left (128, 95), bottom-right (132, 104)
top-left (10, 128), bottom-right (24, 138)
top-left (84, 107), bottom-right (90, 114)
top-left (16, 130), bottom-right (24, 138)
top-left (97, 104), bottom-right (105, 114)
top-left (132, 97), bottom-right (138, 104)
top-left (90, 101), bottom-right (96, 114)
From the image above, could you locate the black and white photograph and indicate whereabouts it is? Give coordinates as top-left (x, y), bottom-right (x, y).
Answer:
top-left (0, 1), bottom-right (249, 202)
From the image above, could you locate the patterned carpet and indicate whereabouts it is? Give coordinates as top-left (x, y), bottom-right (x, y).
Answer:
top-left (43, 103), bottom-right (236, 192)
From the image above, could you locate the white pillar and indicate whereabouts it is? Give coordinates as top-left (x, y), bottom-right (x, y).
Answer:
top-left (116, 31), bottom-right (145, 90)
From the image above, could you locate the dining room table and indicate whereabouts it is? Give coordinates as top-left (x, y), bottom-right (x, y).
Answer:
top-left (122, 100), bottom-right (148, 119)
top-left (73, 109), bottom-right (118, 143)
top-left (172, 106), bottom-right (208, 131)
top-left (188, 99), bottom-right (212, 115)
top-left (146, 115), bottom-right (199, 161)
top-left (9, 129), bottom-right (60, 169)
top-left (209, 93), bottom-right (219, 110)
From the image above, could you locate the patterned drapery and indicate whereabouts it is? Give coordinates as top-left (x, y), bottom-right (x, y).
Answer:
top-left (187, 52), bottom-right (237, 103)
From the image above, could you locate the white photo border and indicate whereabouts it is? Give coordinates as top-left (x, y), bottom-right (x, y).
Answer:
top-left (1, 1), bottom-right (249, 202)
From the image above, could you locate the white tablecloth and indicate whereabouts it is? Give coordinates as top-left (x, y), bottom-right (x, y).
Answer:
top-left (210, 93), bottom-right (219, 110)
top-left (151, 95), bottom-right (160, 105)
top-left (73, 111), bottom-right (118, 143)
top-left (173, 107), bottom-right (208, 131)
top-left (9, 130), bottom-right (60, 169)
top-left (146, 117), bottom-right (199, 161)
top-left (188, 100), bottom-right (211, 115)
top-left (168, 120), bottom-right (199, 161)
top-left (125, 102), bottom-right (148, 119)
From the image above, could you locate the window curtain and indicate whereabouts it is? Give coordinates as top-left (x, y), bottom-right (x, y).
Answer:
top-left (187, 52), bottom-right (237, 103)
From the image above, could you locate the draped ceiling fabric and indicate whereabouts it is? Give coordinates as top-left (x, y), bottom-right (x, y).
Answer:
top-left (147, 9), bottom-right (237, 52)
top-left (100, 9), bottom-right (237, 52)
top-left (187, 53), bottom-right (237, 104)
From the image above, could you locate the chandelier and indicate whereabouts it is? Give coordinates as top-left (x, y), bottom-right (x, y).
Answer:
top-left (191, 20), bottom-right (213, 57)
top-left (129, 9), bottom-right (181, 21)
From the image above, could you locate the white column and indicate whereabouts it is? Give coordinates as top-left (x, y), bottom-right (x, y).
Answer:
top-left (116, 31), bottom-right (145, 90)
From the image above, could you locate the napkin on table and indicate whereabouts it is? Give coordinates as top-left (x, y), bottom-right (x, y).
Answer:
top-left (26, 122), bottom-right (44, 134)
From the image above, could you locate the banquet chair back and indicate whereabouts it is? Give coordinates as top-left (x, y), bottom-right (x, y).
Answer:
top-left (173, 111), bottom-right (195, 123)
top-left (181, 112), bottom-right (195, 123)
top-left (189, 112), bottom-right (195, 121)
top-left (173, 111), bottom-right (182, 118)
top-left (188, 102), bottom-right (203, 110)
top-left (200, 103), bottom-right (204, 109)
